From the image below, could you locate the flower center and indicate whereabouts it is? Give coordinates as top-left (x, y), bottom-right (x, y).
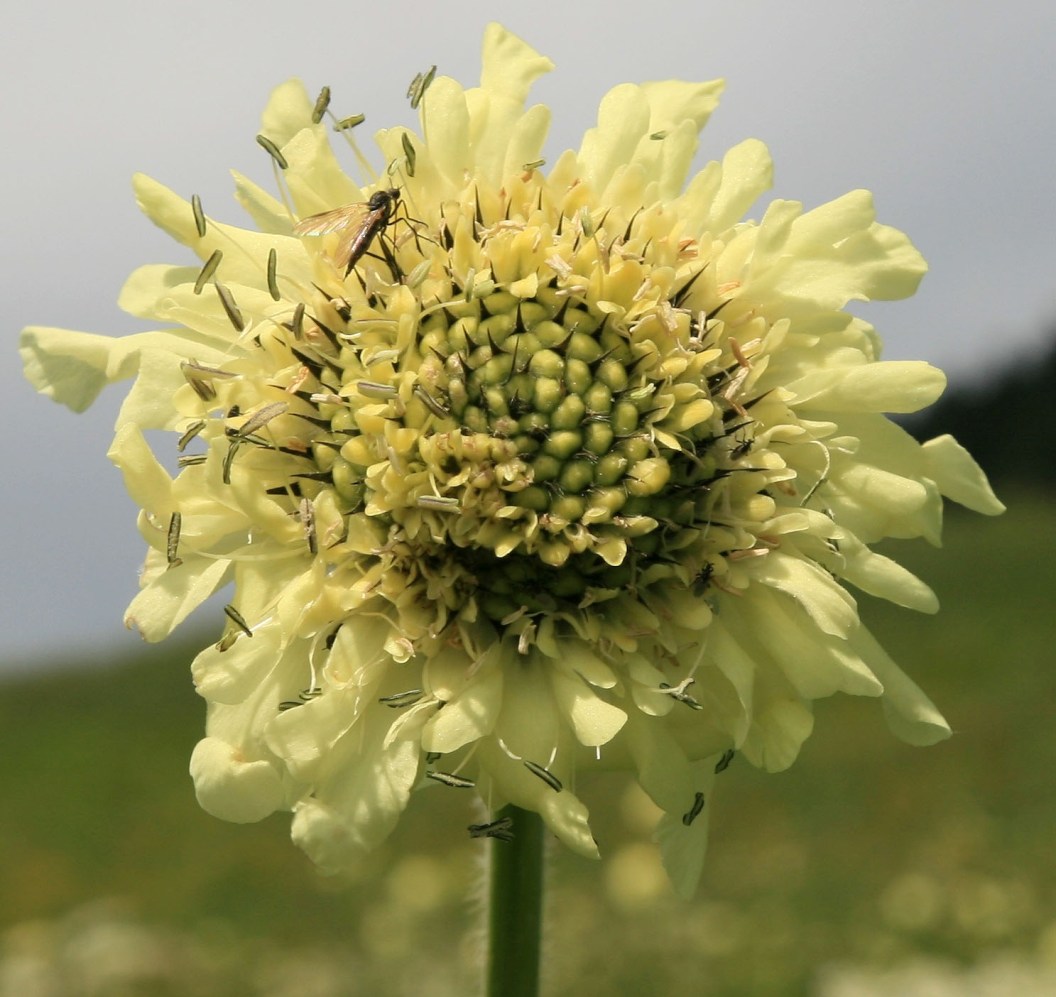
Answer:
top-left (216, 174), bottom-right (779, 640)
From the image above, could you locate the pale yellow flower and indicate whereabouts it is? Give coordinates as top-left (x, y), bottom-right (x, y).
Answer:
top-left (21, 24), bottom-right (1002, 895)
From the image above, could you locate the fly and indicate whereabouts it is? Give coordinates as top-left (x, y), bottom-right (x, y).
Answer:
top-left (293, 188), bottom-right (400, 275)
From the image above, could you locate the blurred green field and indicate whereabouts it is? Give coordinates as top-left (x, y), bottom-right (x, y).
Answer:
top-left (2, 488), bottom-right (1053, 996)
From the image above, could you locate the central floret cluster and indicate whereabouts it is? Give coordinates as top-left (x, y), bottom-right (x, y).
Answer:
top-left (289, 173), bottom-right (776, 640)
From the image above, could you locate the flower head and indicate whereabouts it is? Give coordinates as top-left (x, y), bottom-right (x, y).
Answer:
top-left (21, 24), bottom-right (1002, 895)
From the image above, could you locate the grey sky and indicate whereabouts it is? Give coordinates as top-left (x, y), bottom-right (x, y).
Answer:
top-left (3, 0), bottom-right (1053, 671)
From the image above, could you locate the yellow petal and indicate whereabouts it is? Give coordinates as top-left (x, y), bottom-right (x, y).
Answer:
top-left (748, 551), bottom-right (859, 638)
top-left (850, 626), bottom-right (951, 746)
top-left (124, 556), bottom-right (230, 642)
top-left (789, 361), bottom-right (946, 414)
top-left (189, 737), bottom-right (284, 823)
top-left (421, 646), bottom-right (503, 753)
top-left (922, 434), bottom-right (1006, 515)
top-left (550, 668), bottom-right (627, 747)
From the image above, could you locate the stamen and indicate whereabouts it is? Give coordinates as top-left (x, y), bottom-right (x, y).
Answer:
top-left (221, 440), bottom-right (242, 484)
top-left (311, 85), bottom-right (331, 124)
top-left (299, 496), bottom-right (317, 555)
top-left (363, 347), bottom-right (400, 366)
top-left (236, 401), bottom-right (288, 438)
top-left (406, 260), bottom-right (431, 289)
top-left (729, 338), bottom-right (751, 368)
top-left (191, 194), bottom-right (207, 238)
top-left (406, 65), bottom-right (436, 109)
top-left (213, 283), bottom-right (245, 333)
top-left (215, 631), bottom-right (239, 652)
top-left (578, 206), bottom-right (596, 238)
top-left (333, 113), bottom-right (365, 131)
top-left (291, 302), bottom-right (305, 339)
top-left (413, 385), bottom-right (450, 418)
top-left (309, 392), bottom-right (345, 406)
top-left (356, 381), bottom-right (398, 400)
top-left (177, 420), bottom-right (206, 452)
top-left (223, 603), bottom-right (254, 638)
top-left (378, 689), bottom-right (423, 708)
top-left (278, 686), bottom-right (323, 711)
top-left (193, 250), bottom-right (223, 295)
top-left (681, 791), bottom-right (706, 826)
top-left (416, 495), bottom-right (461, 512)
top-left (255, 134), bottom-right (289, 170)
top-left (266, 248), bottom-right (280, 300)
top-left (166, 512), bottom-right (182, 568)
top-left (658, 678), bottom-right (703, 710)
top-left (517, 621), bottom-right (536, 656)
top-left (523, 759), bottom-right (562, 793)
top-left (180, 360), bottom-right (234, 402)
top-left (401, 133), bottom-right (417, 178)
top-left (426, 771), bottom-right (475, 789)
top-left (468, 816), bottom-right (515, 841)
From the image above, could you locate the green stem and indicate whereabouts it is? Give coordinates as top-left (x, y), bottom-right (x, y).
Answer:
top-left (485, 804), bottom-right (545, 997)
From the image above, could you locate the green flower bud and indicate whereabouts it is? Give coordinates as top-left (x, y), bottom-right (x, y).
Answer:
top-left (597, 357), bottom-right (629, 392)
top-left (551, 394), bottom-right (587, 431)
top-left (533, 377), bottom-right (564, 414)
top-left (531, 454), bottom-right (562, 482)
top-left (543, 430), bottom-right (583, 460)
top-left (513, 485), bottom-right (549, 511)
top-left (626, 457), bottom-right (671, 497)
top-left (583, 421), bottom-right (614, 456)
top-left (564, 358), bottom-right (592, 395)
top-left (594, 452), bottom-right (629, 486)
top-left (565, 329), bottom-right (604, 363)
top-left (583, 382), bottom-right (613, 414)
top-left (611, 399), bottom-right (640, 436)
top-left (551, 494), bottom-right (586, 522)
top-left (529, 349), bottom-right (565, 379)
top-left (559, 459), bottom-right (595, 494)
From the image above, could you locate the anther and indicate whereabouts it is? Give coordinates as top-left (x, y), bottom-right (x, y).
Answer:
top-left (406, 65), bottom-right (436, 109)
top-left (681, 791), bottom-right (705, 826)
top-left (401, 132), bottom-right (417, 177)
top-left (177, 420), bottom-right (206, 452)
top-left (191, 194), bottom-right (207, 238)
top-left (266, 248), bottom-right (280, 300)
top-left (311, 85), bottom-right (331, 124)
top-left (213, 283), bottom-right (245, 333)
top-left (378, 689), bottom-right (424, 708)
top-left (468, 816), bottom-right (515, 841)
top-left (523, 759), bottom-right (562, 792)
top-left (255, 134), bottom-right (288, 170)
top-left (166, 512), bottom-right (182, 568)
top-left (426, 771), bottom-right (475, 789)
top-left (333, 113), bottom-right (365, 131)
top-left (236, 401), bottom-right (288, 438)
top-left (193, 250), bottom-right (222, 295)
top-left (299, 496), bottom-right (317, 555)
top-left (223, 604), bottom-right (253, 638)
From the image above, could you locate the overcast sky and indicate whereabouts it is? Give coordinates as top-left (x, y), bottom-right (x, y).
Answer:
top-left (3, 0), bottom-right (1053, 672)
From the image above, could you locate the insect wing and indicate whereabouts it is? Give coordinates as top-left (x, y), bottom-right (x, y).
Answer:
top-left (292, 203), bottom-right (370, 237)
top-left (293, 203), bottom-right (373, 271)
top-left (294, 190), bottom-right (399, 273)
